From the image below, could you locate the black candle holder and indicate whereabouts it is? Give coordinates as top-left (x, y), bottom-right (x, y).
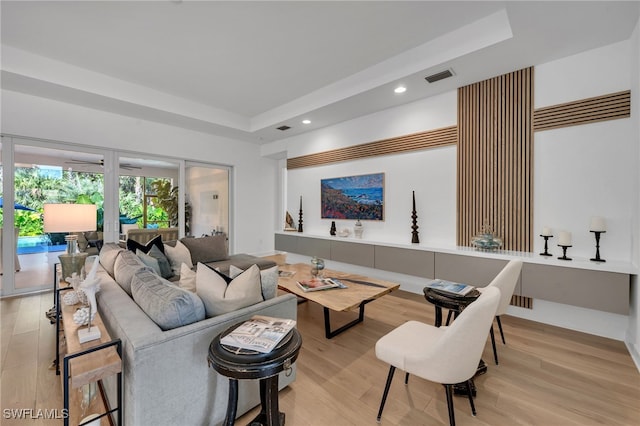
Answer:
top-left (590, 230), bottom-right (606, 262)
top-left (558, 245), bottom-right (572, 261)
top-left (540, 235), bottom-right (553, 256)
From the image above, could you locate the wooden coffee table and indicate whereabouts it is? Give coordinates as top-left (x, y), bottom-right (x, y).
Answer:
top-left (277, 263), bottom-right (400, 338)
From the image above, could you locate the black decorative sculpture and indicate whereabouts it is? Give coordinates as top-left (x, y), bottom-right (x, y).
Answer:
top-left (411, 191), bottom-right (420, 244)
top-left (298, 196), bottom-right (304, 233)
top-left (330, 221), bottom-right (336, 236)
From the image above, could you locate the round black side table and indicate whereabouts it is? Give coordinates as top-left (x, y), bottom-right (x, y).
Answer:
top-left (208, 323), bottom-right (302, 426)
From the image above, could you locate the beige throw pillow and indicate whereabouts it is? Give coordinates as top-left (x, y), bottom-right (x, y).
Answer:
top-left (229, 265), bottom-right (278, 300)
top-left (195, 263), bottom-right (262, 317)
top-left (164, 240), bottom-right (193, 275)
top-left (179, 263), bottom-right (197, 292)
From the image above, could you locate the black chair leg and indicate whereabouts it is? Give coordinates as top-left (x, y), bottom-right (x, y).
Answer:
top-left (445, 310), bottom-right (453, 326)
top-left (377, 366), bottom-right (396, 422)
top-left (490, 324), bottom-right (499, 365)
top-left (444, 384), bottom-right (456, 426)
top-left (465, 380), bottom-right (476, 416)
top-left (405, 372), bottom-right (409, 384)
top-left (496, 315), bottom-right (506, 344)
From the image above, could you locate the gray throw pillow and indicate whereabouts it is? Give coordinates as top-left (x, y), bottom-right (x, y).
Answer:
top-left (99, 243), bottom-right (124, 277)
top-left (147, 244), bottom-right (173, 278)
top-left (131, 269), bottom-right (205, 330)
top-left (180, 235), bottom-right (228, 264)
top-left (229, 264), bottom-right (278, 300)
top-left (114, 249), bottom-right (152, 296)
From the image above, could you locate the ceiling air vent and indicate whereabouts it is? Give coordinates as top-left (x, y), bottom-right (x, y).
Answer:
top-left (277, 125), bottom-right (291, 131)
top-left (425, 69), bottom-right (454, 83)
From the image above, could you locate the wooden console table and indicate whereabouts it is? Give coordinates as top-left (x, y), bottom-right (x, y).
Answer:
top-left (56, 288), bottom-right (122, 426)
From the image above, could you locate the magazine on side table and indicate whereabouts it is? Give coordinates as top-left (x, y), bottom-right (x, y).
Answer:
top-left (220, 315), bottom-right (297, 354)
top-left (425, 279), bottom-right (475, 297)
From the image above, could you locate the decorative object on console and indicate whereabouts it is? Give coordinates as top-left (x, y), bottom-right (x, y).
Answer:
top-left (354, 219), bottom-right (364, 239)
top-left (411, 190), bottom-right (419, 244)
top-left (44, 203), bottom-right (97, 281)
top-left (540, 226), bottom-right (553, 256)
top-left (310, 256), bottom-right (325, 278)
top-left (557, 231), bottom-right (572, 261)
top-left (470, 222), bottom-right (502, 251)
top-left (77, 256), bottom-right (102, 343)
top-left (284, 211), bottom-right (297, 231)
top-left (337, 228), bottom-right (351, 237)
top-left (298, 196), bottom-right (304, 232)
top-left (589, 216), bottom-right (606, 262)
top-left (330, 221), bottom-right (336, 236)
top-left (321, 173), bottom-right (384, 220)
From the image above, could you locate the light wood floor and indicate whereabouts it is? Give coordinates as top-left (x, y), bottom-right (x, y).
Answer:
top-left (2, 291), bottom-right (639, 425)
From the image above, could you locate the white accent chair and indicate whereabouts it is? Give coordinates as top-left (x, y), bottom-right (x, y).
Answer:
top-left (375, 286), bottom-right (500, 426)
top-left (478, 259), bottom-right (523, 365)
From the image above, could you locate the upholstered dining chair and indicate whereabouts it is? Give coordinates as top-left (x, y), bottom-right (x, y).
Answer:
top-left (478, 259), bottom-right (523, 365)
top-left (375, 286), bottom-right (500, 426)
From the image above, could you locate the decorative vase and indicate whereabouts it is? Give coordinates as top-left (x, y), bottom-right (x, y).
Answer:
top-left (354, 219), bottom-right (364, 239)
top-left (310, 256), bottom-right (325, 278)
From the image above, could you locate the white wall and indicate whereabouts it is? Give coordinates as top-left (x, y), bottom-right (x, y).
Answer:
top-left (1, 90), bottom-right (278, 255)
top-left (265, 40), bottom-right (637, 342)
top-left (186, 167), bottom-right (229, 238)
top-left (628, 18), bottom-right (640, 370)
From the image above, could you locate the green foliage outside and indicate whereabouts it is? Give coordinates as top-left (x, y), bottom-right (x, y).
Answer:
top-left (1, 166), bottom-right (175, 236)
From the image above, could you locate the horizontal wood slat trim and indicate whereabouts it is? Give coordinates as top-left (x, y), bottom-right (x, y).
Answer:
top-left (533, 90), bottom-right (630, 131)
top-left (286, 126), bottom-right (457, 169)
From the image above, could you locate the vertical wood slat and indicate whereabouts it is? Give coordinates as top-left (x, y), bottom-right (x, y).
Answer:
top-left (457, 67), bottom-right (533, 252)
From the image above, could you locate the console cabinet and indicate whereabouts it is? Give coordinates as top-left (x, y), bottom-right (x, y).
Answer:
top-left (275, 232), bottom-right (634, 314)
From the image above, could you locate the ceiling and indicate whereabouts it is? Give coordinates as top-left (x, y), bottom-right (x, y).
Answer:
top-left (1, 1), bottom-right (639, 144)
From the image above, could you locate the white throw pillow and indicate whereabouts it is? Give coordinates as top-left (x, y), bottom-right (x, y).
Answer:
top-left (196, 263), bottom-right (263, 317)
top-left (179, 263), bottom-right (197, 292)
top-left (229, 265), bottom-right (279, 300)
top-left (164, 240), bottom-right (193, 275)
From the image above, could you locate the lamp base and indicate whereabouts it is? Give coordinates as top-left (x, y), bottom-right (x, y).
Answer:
top-left (78, 326), bottom-right (101, 344)
top-left (58, 252), bottom-right (89, 282)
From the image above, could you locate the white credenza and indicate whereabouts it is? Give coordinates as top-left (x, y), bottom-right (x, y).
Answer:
top-left (274, 232), bottom-right (635, 315)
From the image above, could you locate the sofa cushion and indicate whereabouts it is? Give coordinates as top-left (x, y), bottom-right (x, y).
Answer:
top-left (114, 250), bottom-right (153, 296)
top-left (164, 240), bottom-right (193, 275)
top-left (99, 243), bottom-right (125, 277)
top-left (180, 235), bottom-right (228, 264)
top-left (178, 262), bottom-right (197, 292)
top-left (127, 234), bottom-right (165, 254)
top-left (131, 269), bottom-right (205, 330)
top-left (195, 263), bottom-right (262, 317)
top-left (229, 264), bottom-right (278, 301)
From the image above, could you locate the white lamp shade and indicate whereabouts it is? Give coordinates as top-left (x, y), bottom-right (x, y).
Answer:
top-left (43, 204), bottom-right (97, 233)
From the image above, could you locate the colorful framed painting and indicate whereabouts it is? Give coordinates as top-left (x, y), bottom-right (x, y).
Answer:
top-left (321, 173), bottom-right (384, 220)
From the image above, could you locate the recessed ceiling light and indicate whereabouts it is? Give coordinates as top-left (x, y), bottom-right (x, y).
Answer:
top-left (302, 119), bottom-right (311, 124)
top-left (394, 86), bottom-right (407, 94)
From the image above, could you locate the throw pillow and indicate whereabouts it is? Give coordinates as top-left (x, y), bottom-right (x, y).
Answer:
top-left (179, 263), bottom-right (196, 292)
top-left (136, 249), bottom-right (161, 276)
top-left (229, 264), bottom-right (278, 300)
top-left (195, 263), bottom-right (262, 317)
top-left (147, 244), bottom-right (173, 278)
top-left (98, 243), bottom-right (124, 277)
top-left (127, 234), bottom-right (165, 254)
top-left (180, 235), bottom-right (228, 264)
top-left (131, 269), bottom-right (205, 330)
top-left (114, 249), bottom-right (153, 296)
top-left (164, 240), bottom-right (193, 275)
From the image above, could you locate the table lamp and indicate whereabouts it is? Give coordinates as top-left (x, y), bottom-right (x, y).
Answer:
top-left (43, 203), bottom-right (97, 281)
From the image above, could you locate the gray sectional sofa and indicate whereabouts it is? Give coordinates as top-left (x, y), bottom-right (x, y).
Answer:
top-left (94, 243), bottom-right (298, 426)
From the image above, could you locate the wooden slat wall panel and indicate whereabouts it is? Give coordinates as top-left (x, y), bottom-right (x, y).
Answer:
top-left (457, 67), bottom-right (533, 252)
top-left (286, 125), bottom-right (457, 169)
top-left (533, 90), bottom-right (630, 131)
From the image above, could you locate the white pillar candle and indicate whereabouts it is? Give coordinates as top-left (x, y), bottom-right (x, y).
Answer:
top-left (590, 216), bottom-right (606, 232)
top-left (541, 226), bottom-right (552, 237)
top-left (558, 231), bottom-right (572, 246)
